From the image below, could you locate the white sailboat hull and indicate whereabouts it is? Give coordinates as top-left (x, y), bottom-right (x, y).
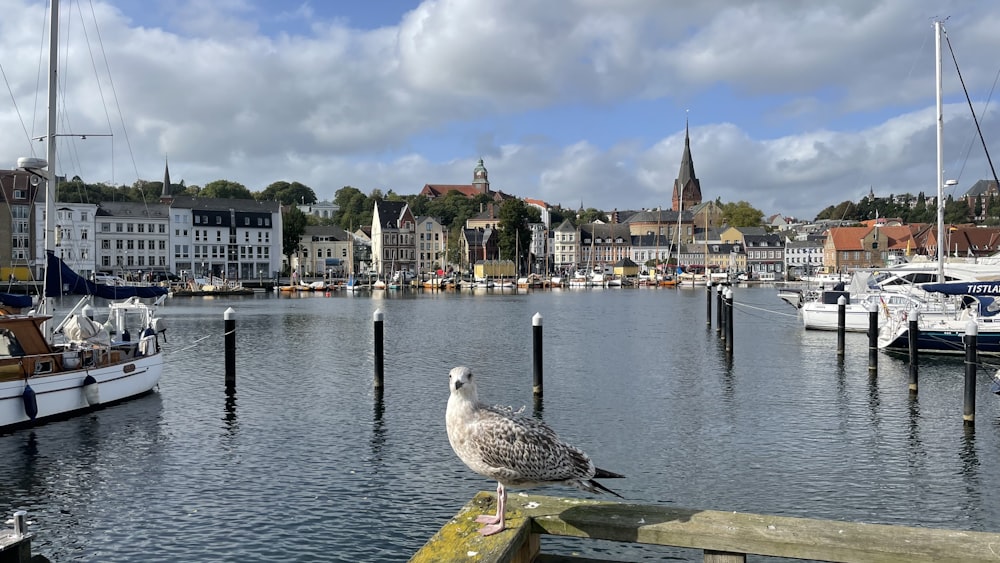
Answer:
top-left (0, 353), bottom-right (162, 431)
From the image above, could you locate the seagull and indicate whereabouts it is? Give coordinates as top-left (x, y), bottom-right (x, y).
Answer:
top-left (445, 366), bottom-right (623, 536)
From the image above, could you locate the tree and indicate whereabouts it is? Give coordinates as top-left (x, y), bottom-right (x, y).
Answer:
top-left (577, 208), bottom-right (606, 224)
top-left (259, 181), bottom-right (317, 206)
top-left (720, 201), bottom-right (764, 227)
top-left (282, 206), bottom-right (308, 274)
top-left (497, 199), bottom-right (541, 270)
top-left (814, 201), bottom-right (859, 222)
top-left (333, 186), bottom-right (372, 230)
top-left (944, 195), bottom-right (971, 224)
top-left (200, 180), bottom-right (254, 199)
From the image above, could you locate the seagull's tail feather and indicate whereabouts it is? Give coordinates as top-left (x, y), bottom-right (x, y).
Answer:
top-left (595, 468), bottom-right (624, 479)
top-left (577, 467), bottom-right (624, 498)
top-left (587, 478), bottom-right (624, 498)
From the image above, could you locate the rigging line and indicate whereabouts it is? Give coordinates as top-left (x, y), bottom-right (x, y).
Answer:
top-left (943, 26), bottom-right (1000, 191)
top-left (1, 63), bottom-right (38, 153)
top-left (86, 0), bottom-right (144, 196)
top-left (731, 300), bottom-right (798, 319)
top-left (77, 0), bottom-right (118, 187)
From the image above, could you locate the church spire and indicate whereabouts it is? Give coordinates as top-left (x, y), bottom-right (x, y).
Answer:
top-left (160, 155), bottom-right (174, 204)
top-left (671, 115), bottom-right (702, 212)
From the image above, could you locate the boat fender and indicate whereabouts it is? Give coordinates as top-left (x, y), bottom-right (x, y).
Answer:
top-left (22, 384), bottom-right (38, 420)
top-left (82, 374), bottom-right (101, 406)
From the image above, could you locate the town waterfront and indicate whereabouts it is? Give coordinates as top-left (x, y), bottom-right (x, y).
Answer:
top-left (2, 286), bottom-right (999, 561)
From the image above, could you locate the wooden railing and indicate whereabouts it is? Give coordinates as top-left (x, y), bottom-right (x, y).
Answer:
top-left (411, 492), bottom-right (1000, 563)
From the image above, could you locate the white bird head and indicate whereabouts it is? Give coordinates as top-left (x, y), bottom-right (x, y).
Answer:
top-left (449, 366), bottom-right (477, 400)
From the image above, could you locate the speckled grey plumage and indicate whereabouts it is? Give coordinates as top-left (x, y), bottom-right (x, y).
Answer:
top-left (446, 365), bottom-right (622, 495)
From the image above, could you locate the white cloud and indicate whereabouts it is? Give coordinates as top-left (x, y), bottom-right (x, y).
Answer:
top-left (2, 0), bottom-right (999, 220)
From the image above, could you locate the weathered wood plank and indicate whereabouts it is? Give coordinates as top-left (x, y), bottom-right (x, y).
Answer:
top-left (512, 494), bottom-right (1000, 563)
top-left (410, 492), bottom-right (538, 563)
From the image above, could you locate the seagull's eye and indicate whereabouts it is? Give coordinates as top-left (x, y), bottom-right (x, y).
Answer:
top-left (467, 372), bottom-right (473, 380)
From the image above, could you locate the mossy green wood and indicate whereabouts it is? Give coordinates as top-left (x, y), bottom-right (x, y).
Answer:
top-left (415, 492), bottom-right (1000, 563)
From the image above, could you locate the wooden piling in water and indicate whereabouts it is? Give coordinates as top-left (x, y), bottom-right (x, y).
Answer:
top-left (836, 295), bottom-right (846, 357)
top-left (706, 280), bottom-right (713, 327)
top-left (716, 284), bottom-right (723, 334)
top-left (724, 287), bottom-right (733, 354)
top-left (224, 307), bottom-right (236, 391)
top-left (964, 320), bottom-right (977, 426)
top-left (532, 312), bottom-right (543, 397)
top-left (373, 309), bottom-right (384, 390)
top-left (908, 308), bottom-right (919, 394)
top-left (867, 301), bottom-right (878, 376)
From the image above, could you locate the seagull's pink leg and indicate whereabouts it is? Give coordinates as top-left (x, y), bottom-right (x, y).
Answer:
top-left (476, 483), bottom-right (507, 535)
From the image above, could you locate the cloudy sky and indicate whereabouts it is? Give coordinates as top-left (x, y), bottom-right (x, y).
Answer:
top-left (3, 0), bottom-right (1000, 220)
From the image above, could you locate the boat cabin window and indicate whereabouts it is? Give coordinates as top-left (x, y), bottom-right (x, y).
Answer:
top-left (0, 328), bottom-right (26, 357)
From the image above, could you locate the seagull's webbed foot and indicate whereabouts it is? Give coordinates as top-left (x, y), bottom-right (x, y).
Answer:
top-left (475, 513), bottom-right (501, 525)
top-left (477, 521), bottom-right (505, 536)
top-left (476, 482), bottom-right (507, 535)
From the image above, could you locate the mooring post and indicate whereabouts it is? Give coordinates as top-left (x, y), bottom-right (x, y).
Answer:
top-left (964, 320), bottom-right (977, 426)
top-left (716, 284), bottom-right (723, 335)
top-left (706, 280), bottom-right (713, 327)
top-left (725, 287), bottom-right (734, 354)
top-left (532, 312), bottom-right (543, 397)
top-left (836, 295), bottom-right (846, 357)
top-left (224, 307), bottom-right (236, 391)
top-left (719, 287), bottom-right (728, 342)
top-left (13, 510), bottom-right (27, 537)
top-left (374, 308), bottom-right (384, 390)
top-left (867, 300), bottom-right (878, 376)
top-left (908, 307), bottom-right (920, 394)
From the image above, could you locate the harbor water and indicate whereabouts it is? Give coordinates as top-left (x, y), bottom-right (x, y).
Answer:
top-left (1, 286), bottom-right (999, 561)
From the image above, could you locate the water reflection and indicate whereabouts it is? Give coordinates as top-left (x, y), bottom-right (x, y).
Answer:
top-left (532, 395), bottom-right (544, 421)
top-left (6, 290), bottom-right (1000, 561)
top-left (223, 390), bottom-right (238, 433)
top-left (370, 388), bottom-right (386, 468)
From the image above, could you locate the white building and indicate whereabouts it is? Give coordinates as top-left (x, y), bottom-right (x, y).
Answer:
top-left (167, 196), bottom-right (282, 281)
top-left (93, 201), bottom-right (170, 279)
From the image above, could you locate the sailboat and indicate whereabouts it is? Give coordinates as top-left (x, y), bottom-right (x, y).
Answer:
top-left (877, 20), bottom-right (1000, 355)
top-left (1, 0), bottom-right (167, 432)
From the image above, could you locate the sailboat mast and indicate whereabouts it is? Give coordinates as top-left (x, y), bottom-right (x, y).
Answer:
top-left (45, 0), bottom-right (59, 272)
top-left (935, 20), bottom-right (945, 283)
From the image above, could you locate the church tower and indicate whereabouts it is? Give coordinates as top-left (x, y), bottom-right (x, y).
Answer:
top-left (671, 119), bottom-right (702, 212)
top-left (472, 158), bottom-right (490, 195)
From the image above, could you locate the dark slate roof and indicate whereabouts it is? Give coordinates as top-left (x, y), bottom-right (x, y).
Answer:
top-left (964, 180), bottom-right (999, 197)
top-left (375, 200), bottom-right (408, 229)
top-left (630, 234), bottom-right (673, 248)
top-left (743, 233), bottom-right (783, 247)
top-left (168, 195), bottom-right (280, 212)
top-left (304, 225), bottom-right (350, 240)
top-left (624, 209), bottom-right (686, 224)
top-left (96, 201), bottom-right (169, 218)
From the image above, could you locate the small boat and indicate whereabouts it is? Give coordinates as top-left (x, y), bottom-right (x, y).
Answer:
top-left (516, 274), bottom-right (544, 289)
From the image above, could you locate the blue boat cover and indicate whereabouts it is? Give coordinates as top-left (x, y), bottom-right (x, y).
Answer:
top-left (0, 293), bottom-right (33, 309)
top-left (45, 251), bottom-right (168, 299)
top-left (920, 281), bottom-right (1000, 296)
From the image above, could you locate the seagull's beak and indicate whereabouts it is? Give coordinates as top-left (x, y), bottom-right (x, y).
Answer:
top-left (454, 380), bottom-right (464, 390)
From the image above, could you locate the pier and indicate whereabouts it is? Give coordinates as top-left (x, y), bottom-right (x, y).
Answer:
top-left (412, 492), bottom-right (1000, 562)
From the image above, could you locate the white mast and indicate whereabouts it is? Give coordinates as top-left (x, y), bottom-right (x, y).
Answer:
top-left (935, 20), bottom-right (945, 283)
